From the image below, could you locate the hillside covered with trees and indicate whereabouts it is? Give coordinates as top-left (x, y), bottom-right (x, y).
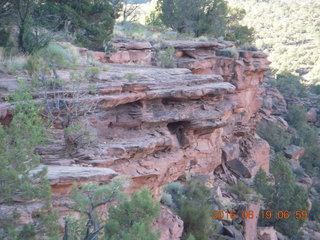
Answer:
top-left (228, 0), bottom-right (320, 83)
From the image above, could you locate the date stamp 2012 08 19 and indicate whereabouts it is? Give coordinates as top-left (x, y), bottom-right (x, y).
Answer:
top-left (212, 210), bottom-right (308, 220)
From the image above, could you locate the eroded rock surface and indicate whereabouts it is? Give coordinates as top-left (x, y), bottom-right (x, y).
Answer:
top-left (1, 40), bottom-right (272, 237)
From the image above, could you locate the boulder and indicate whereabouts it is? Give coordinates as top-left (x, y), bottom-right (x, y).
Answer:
top-left (244, 203), bottom-right (260, 240)
top-left (152, 206), bottom-right (183, 240)
top-left (258, 227), bottom-right (278, 240)
top-left (226, 159), bottom-right (251, 178)
top-left (284, 145), bottom-right (305, 160)
top-left (223, 225), bottom-right (244, 240)
top-left (306, 108), bottom-right (318, 122)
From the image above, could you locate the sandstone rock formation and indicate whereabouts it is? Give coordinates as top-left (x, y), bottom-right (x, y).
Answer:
top-left (1, 40), bottom-right (272, 239)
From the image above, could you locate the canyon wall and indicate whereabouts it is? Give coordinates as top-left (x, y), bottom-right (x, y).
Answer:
top-left (0, 40), bottom-right (271, 239)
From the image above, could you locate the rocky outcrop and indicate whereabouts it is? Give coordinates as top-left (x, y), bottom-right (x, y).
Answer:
top-left (284, 145), bottom-right (305, 160)
top-left (1, 40), bottom-right (272, 237)
top-left (152, 206), bottom-right (184, 240)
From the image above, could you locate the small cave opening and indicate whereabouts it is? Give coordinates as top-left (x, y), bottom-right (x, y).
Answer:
top-left (167, 121), bottom-right (191, 147)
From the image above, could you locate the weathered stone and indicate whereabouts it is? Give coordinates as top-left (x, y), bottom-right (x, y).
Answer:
top-left (284, 145), bottom-right (305, 160)
top-left (244, 203), bottom-right (260, 240)
top-left (258, 227), bottom-right (278, 240)
top-left (223, 225), bottom-right (244, 240)
top-left (114, 41), bottom-right (152, 50)
top-left (226, 159), bottom-right (251, 178)
top-left (306, 108), bottom-right (318, 122)
top-left (163, 40), bottom-right (226, 49)
top-left (152, 206), bottom-right (183, 240)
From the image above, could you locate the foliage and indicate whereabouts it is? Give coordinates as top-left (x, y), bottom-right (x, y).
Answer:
top-left (124, 72), bottom-right (137, 82)
top-left (257, 120), bottom-right (291, 152)
top-left (254, 168), bottom-right (272, 199)
top-left (0, 29), bottom-right (10, 47)
top-left (105, 187), bottom-right (161, 240)
top-left (85, 67), bottom-right (100, 82)
top-left (310, 200), bottom-right (320, 223)
top-left (272, 72), bottom-right (306, 97)
top-left (216, 47), bottom-right (239, 58)
top-left (32, 67), bottom-right (99, 129)
top-left (255, 155), bottom-right (309, 237)
top-left (154, 0), bottom-right (253, 43)
top-left (285, 105), bottom-right (320, 173)
top-left (37, 42), bottom-right (78, 69)
top-left (239, 43), bottom-right (258, 51)
top-left (228, 0), bottom-right (320, 82)
top-left (64, 179), bottom-right (125, 240)
top-left (286, 105), bottom-right (307, 131)
top-left (157, 45), bottom-right (176, 68)
top-left (228, 181), bottom-right (254, 201)
top-left (0, 80), bottom-right (59, 239)
top-left (163, 180), bottom-right (217, 240)
top-left (38, 0), bottom-right (117, 50)
top-left (179, 181), bottom-right (217, 240)
top-left (64, 124), bottom-right (96, 153)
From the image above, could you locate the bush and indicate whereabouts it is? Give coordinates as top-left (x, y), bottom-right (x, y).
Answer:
top-left (257, 155), bottom-right (309, 237)
top-left (0, 80), bottom-right (59, 239)
top-left (85, 67), bottom-right (100, 82)
top-left (0, 29), bottom-right (10, 47)
top-left (124, 72), bottom-right (137, 82)
top-left (310, 201), bottom-right (320, 223)
top-left (254, 168), bottom-right (272, 200)
top-left (38, 0), bottom-right (117, 50)
top-left (105, 188), bottom-right (161, 240)
top-left (286, 105), bottom-right (307, 131)
top-left (225, 25), bottom-right (254, 45)
top-left (273, 72), bottom-right (306, 97)
top-left (157, 45), bottom-right (176, 68)
top-left (162, 180), bottom-right (218, 239)
top-left (257, 121), bottom-right (291, 152)
top-left (228, 181), bottom-right (254, 201)
top-left (37, 42), bottom-right (78, 69)
top-left (310, 84), bottom-right (320, 95)
top-left (179, 181), bottom-right (217, 240)
top-left (239, 43), bottom-right (258, 51)
top-left (216, 48), bottom-right (239, 58)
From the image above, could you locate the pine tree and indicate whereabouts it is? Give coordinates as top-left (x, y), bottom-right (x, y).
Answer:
top-left (105, 187), bottom-right (161, 240)
top-left (0, 80), bottom-right (59, 239)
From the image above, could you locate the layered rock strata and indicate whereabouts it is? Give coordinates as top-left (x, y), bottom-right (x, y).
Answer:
top-left (1, 40), bottom-right (271, 239)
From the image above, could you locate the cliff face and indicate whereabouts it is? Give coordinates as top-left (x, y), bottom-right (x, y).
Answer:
top-left (0, 40), bottom-right (271, 238)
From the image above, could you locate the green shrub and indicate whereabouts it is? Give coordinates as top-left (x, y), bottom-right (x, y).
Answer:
top-left (257, 121), bottom-right (291, 152)
top-left (310, 84), bottom-right (320, 95)
top-left (0, 29), bottom-right (10, 47)
top-left (38, 0), bottom-right (117, 50)
top-left (37, 43), bottom-right (77, 69)
top-left (273, 72), bottom-right (306, 97)
top-left (239, 43), bottom-right (258, 51)
top-left (286, 105), bottom-right (307, 131)
top-left (225, 25), bottom-right (254, 45)
top-left (257, 154), bottom-right (309, 237)
top-left (85, 67), bottom-right (100, 82)
top-left (20, 16), bottom-right (50, 54)
top-left (216, 47), bottom-right (239, 58)
top-left (310, 201), bottom-right (320, 223)
top-left (64, 179), bottom-right (126, 240)
top-left (0, 80), bottom-right (59, 239)
top-left (179, 181), bottom-right (217, 240)
top-left (161, 192), bottom-right (173, 208)
top-left (228, 181), bottom-right (254, 201)
top-left (157, 45), bottom-right (176, 68)
top-left (124, 72), bottom-right (137, 82)
top-left (254, 168), bottom-right (272, 201)
top-left (105, 188), bottom-right (161, 240)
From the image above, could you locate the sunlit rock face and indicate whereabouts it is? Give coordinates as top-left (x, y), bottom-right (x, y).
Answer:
top-left (38, 40), bottom-right (271, 198)
top-left (0, 41), bottom-right (271, 237)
